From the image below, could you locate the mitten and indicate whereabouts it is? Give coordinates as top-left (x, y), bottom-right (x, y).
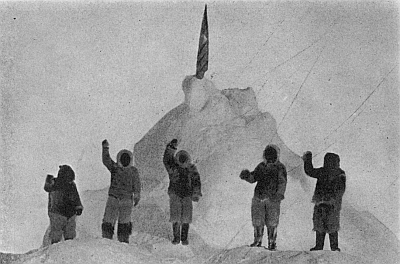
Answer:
top-left (167, 139), bottom-right (178, 150)
top-left (46, 174), bottom-right (55, 183)
top-left (76, 208), bottom-right (83, 216)
top-left (102, 139), bottom-right (109, 148)
top-left (239, 169), bottom-right (250, 180)
top-left (302, 151), bottom-right (312, 161)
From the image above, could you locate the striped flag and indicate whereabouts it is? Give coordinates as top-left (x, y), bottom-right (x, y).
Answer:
top-left (196, 5), bottom-right (208, 79)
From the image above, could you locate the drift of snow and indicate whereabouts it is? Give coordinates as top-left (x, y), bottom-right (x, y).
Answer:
top-left (206, 246), bottom-right (372, 264)
top-left (8, 75), bottom-right (398, 264)
top-left (133, 75), bottom-right (399, 263)
top-left (13, 238), bottom-right (168, 264)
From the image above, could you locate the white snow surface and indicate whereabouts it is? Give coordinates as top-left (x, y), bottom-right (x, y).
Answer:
top-left (7, 76), bottom-right (399, 264)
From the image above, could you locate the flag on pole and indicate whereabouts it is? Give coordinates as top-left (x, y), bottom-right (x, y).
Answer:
top-left (196, 5), bottom-right (208, 79)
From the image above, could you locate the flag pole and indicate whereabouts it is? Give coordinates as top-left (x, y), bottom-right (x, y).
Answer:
top-left (196, 5), bottom-right (209, 79)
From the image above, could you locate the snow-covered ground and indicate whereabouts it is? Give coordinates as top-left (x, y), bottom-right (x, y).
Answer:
top-left (1, 240), bottom-right (372, 264)
top-left (4, 75), bottom-right (398, 264)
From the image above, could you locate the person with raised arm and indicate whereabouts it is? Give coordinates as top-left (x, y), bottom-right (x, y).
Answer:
top-left (302, 151), bottom-right (346, 252)
top-left (101, 139), bottom-right (141, 243)
top-left (163, 139), bottom-right (202, 245)
top-left (44, 165), bottom-right (83, 244)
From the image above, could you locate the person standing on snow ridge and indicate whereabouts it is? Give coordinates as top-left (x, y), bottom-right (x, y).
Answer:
top-left (240, 144), bottom-right (287, 250)
top-left (163, 139), bottom-right (202, 245)
top-left (101, 139), bottom-right (141, 243)
top-left (44, 165), bottom-right (84, 244)
top-left (302, 151), bottom-right (346, 252)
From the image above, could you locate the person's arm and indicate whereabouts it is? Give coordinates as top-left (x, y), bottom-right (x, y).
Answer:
top-left (102, 140), bottom-right (117, 172)
top-left (239, 169), bottom-right (254, 183)
top-left (70, 182), bottom-right (83, 216)
top-left (163, 139), bottom-right (178, 177)
top-left (191, 166), bottom-right (202, 202)
top-left (274, 164), bottom-right (287, 201)
top-left (240, 163), bottom-right (263, 183)
top-left (132, 167), bottom-right (141, 206)
top-left (302, 151), bottom-right (322, 179)
top-left (334, 173), bottom-right (346, 199)
top-left (44, 175), bottom-right (55, 192)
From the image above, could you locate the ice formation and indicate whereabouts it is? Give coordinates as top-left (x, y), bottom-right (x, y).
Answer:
top-left (132, 76), bottom-right (398, 263)
top-left (11, 76), bottom-right (399, 264)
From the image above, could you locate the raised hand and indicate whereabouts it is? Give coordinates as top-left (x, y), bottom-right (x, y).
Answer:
top-left (239, 169), bottom-right (250, 180)
top-left (302, 151), bottom-right (312, 161)
top-left (102, 139), bottom-right (109, 148)
top-left (168, 139), bottom-right (178, 149)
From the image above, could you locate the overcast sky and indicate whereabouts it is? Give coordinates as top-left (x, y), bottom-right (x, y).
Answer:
top-left (0, 1), bottom-right (398, 253)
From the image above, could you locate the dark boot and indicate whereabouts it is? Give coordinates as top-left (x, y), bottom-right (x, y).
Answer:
top-left (310, 231), bottom-right (326, 251)
top-left (51, 238), bottom-right (62, 245)
top-left (102, 222), bottom-right (114, 239)
top-left (250, 226), bottom-right (264, 247)
top-left (267, 226), bottom-right (277, 251)
top-left (117, 222), bottom-right (132, 243)
top-left (329, 232), bottom-right (340, 251)
top-left (172, 222), bottom-right (181, 245)
top-left (181, 223), bottom-right (189, 245)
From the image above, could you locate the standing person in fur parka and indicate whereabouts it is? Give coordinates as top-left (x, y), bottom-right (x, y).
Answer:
top-left (240, 144), bottom-right (287, 250)
top-left (163, 139), bottom-right (202, 245)
top-left (101, 139), bottom-right (141, 243)
top-left (302, 151), bottom-right (346, 252)
top-left (44, 165), bottom-right (83, 244)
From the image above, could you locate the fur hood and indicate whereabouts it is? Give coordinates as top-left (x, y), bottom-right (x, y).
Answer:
top-left (57, 165), bottom-right (75, 184)
top-left (263, 144), bottom-right (280, 164)
top-left (323, 152), bottom-right (340, 169)
top-left (116, 149), bottom-right (133, 167)
top-left (175, 150), bottom-right (192, 168)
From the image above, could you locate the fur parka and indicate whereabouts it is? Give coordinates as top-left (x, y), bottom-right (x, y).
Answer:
top-left (163, 143), bottom-right (202, 199)
top-left (102, 146), bottom-right (141, 200)
top-left (240, 144), bottom-right (287, 202)
top-left (303, 152), bottom-right (346, 233)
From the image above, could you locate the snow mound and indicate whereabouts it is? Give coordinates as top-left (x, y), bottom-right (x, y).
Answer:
top-left (12, 238), bottom-right (163, 264)
top-left (34, 75), bottom-right (399, 264)
top-left (0, 252), bottom-right (26, 264)
top-left (2, 242), bottom-right (372, 264)
top-left (206, 246), bottom-right (371, 264)
top-left (133, 75), bottom-right (313, 249)
top-left (132, 76), bottom-right (399, 263)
